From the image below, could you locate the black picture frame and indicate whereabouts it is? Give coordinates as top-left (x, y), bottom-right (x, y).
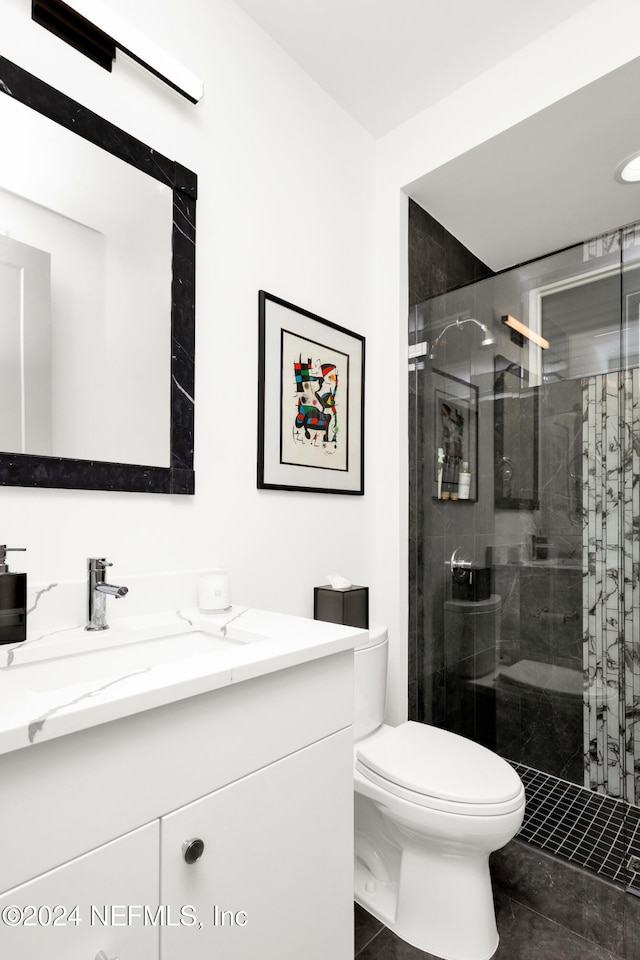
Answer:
top-left (257, 291), bottom-right (365, 494)
top-left (0, 57), bottom-right (196, 494)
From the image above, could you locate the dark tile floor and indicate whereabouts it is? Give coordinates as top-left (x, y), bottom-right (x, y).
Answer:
top-left (511, 762), bottom-right (640, 892)
top-left (354, 897), bottom-right (625, 960)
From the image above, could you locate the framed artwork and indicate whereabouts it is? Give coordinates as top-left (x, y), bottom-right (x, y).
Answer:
top-left (257, 291), bottom-right (365, 494)
top-left (431, 369), bottom-right (478, 501)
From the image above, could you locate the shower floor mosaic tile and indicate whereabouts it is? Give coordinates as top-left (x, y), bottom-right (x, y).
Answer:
top-left (511, 761), bottom-right (640, 893)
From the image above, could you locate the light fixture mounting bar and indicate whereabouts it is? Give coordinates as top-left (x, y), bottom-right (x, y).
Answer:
top-left (32, 0), bottom-right (115, 71)
top-left (32, 0), bottom-right (203, 103)
top-left (501, 314), bottom-right (549, 350)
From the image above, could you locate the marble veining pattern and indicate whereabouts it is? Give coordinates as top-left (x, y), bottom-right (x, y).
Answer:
top-left (171, 373), bottom-right (194, 405)
top-left (584, 372), bottom-right (640, 803)
top-left (27, 668), bottom-right (152, 744)
top-left (3, 623), bottom-right (83, 668)
top-left (27, 582), bottom-right (58, 615)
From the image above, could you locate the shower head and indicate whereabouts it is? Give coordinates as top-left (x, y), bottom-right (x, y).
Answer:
top-left (429, 317), bottom-right (494, 359)
top-left (480, 327), bottom-right (496, 348)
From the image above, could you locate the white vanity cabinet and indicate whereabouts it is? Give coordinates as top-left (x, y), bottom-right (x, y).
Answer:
top-left (160, 727), bottom-right (353, 960)
top-left (0, 822), bottom-right (160, 959)
top-left (0, 645), bottom-right (355, 960)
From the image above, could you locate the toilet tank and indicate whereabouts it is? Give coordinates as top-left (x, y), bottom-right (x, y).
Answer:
top-left (353, 624), bottom-right (388, 741)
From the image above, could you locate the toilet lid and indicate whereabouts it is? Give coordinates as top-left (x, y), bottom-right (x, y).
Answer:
top-left (356, 721), bottom-right (523, 807)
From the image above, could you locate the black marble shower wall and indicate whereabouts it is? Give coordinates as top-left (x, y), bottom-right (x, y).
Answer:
top-left (407, 199), bottom-right (494, 729)
top-left (408, 200), bottom-right (494, 723)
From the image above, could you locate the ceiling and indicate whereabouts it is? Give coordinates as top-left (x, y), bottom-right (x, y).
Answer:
top-left (233, 0), bottom-right (640, 271)
top-left (232, 0), bottom-right (596, 137)
top-left (408, 56), bottom-right (640, 270)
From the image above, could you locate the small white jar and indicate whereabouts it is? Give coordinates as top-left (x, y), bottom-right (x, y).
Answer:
top-left (198, 571), bottom-right (230, 612)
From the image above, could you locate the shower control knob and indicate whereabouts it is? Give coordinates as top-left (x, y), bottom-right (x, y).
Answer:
top-left (182, 837), bottom-right (205, 864)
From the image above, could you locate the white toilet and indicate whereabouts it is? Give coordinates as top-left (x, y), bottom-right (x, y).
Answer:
top-left (354, 625), bottom-right (525, 960)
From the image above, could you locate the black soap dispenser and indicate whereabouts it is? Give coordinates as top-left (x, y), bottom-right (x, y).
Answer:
top-left (0, 546), bottom-right (26, 644)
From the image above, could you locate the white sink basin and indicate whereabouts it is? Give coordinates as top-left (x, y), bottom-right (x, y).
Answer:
top-left (7, 629), bottom-right (244, 693)
top-left (0, 611), bottom-right (265, 694)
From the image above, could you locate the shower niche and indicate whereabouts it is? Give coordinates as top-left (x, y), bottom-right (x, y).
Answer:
top-left (493, 358), bottom-right (538, 511)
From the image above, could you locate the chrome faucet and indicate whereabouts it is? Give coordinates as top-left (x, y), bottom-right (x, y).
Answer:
top-left (86, 557), bottom-right (128, 631)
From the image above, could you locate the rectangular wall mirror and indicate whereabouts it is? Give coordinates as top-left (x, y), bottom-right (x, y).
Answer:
top-left (0, 57), bottom-right (196, 493)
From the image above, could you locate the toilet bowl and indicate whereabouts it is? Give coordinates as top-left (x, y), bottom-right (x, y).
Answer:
top-left (354, 626), bottom-right (525, 960)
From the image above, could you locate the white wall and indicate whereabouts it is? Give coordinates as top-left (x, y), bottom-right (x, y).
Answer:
top-left (1, 1), bottom-right (377, 634)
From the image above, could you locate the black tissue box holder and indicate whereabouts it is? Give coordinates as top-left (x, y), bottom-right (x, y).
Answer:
top-left (451, 567), bottom-right (491, 603)
top-left (314, 585), bottom-right (369, 629)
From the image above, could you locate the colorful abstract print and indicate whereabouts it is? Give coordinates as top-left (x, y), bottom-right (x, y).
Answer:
top-left (293, 356), bottom-right (338, 448)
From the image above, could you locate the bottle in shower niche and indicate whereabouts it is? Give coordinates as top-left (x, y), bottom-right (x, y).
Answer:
top-left (0, 545), bottom-right (26, 644)
top-left (458, 462), bottom-right (471, 500)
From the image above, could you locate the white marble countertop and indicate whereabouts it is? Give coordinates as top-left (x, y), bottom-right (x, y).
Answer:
top-left (0, 605), bottom-right (365, 757)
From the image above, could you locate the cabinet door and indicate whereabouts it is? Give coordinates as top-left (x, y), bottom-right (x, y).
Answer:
top-left (160, 727), bottom-right (353, 960)
top-left (0, 821), bottom-right (159, 960)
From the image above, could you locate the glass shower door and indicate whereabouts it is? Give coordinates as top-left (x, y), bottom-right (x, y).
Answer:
top-left (409, 221), bottom-right (640, 892)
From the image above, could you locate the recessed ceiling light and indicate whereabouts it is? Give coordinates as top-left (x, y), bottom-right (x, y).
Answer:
top-left (615, 152), bottom-right (640, 183)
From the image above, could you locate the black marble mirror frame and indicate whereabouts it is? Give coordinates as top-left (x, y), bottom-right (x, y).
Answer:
top-left (0, 57), bottom-right (196, 494)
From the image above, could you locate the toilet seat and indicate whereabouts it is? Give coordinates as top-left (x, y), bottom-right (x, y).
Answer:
top-left (356, 721), bottom-right (525, 816)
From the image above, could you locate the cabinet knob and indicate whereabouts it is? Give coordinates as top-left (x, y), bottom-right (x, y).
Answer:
top-left (95, 952), bottom-right (119, 960)
top-left (182, 837), bottom-right (205, 864)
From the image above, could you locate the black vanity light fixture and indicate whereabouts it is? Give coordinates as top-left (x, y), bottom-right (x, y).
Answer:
top-left (32, 0), bottom-right (204, 103)
top-left (501, 314), bottom-right (549, 350)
